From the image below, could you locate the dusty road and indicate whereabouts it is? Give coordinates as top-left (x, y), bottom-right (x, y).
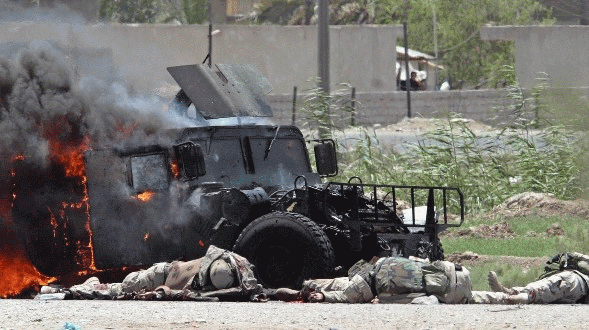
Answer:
top-left (1, 299), bottom-right (588, 329)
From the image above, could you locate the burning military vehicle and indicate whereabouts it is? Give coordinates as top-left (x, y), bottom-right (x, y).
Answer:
top-left (0, 42), bottom-right (464, 296)
top-left (82, 63), bottom-right (465, 288)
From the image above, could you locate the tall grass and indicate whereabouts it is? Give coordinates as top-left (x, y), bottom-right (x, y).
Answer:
top-left (300, 76), bottom-right (589, 288)
top-left (301, 83), bottom-right (355, 140)
top-left (301, 73), bottom-right (588, 215)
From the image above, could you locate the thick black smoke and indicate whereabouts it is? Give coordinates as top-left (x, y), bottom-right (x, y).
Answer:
top-left (0, 41), bottom-right (189, 162)
top-left (0, 40), bottom-right (279, 278)
top-left (0, 41), bottom-right (190, 276)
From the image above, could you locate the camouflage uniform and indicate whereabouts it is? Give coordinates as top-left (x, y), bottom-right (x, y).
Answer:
top-left (471, 270), bottom-right (589, 304)
top-left (302, 257), bottom-right (472, 304)
top-left (44, 245), bottom-right (263, 301)
top-left (472, 252), bottom-right (589, 304)
top-left (121, 262), bottom-right (171, 293)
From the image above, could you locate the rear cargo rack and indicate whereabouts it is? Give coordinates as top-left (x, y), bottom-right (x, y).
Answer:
top-left (325, 181), bottom-right (465, 228)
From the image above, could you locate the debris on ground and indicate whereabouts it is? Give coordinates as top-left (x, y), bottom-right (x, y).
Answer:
top-left (446, 251), bottom-right (480, 264)
top-left (485, 192), bottom-right (589, 219)
top-left (63, 322), bottom-right (82, 330)
top-left (446, 252), bottom-right (546, 272)
top-left (441, 222), bottom-right (515, 239)
top-left (546, 223), bottom-right (565, 236)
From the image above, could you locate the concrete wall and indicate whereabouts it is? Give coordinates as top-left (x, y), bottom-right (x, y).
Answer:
top-left (480, 25), bottom-right (589, 89)
top-left (1, 23), bottom-right (557, 127)
top-left (267, 89), bottom-right (515, 127)
top-left (0, 23), bottom-right (402, 95)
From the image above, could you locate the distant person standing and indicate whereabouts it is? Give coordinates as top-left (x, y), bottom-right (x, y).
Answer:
top-left (400, 72), bottom-right (425, 91)
top-left (409, 71), bottom-right (426, 91)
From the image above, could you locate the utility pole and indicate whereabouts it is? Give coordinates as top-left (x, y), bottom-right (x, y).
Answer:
top-left (403, 0), bottom-right (411, 118)
top-left (318, 0), bottom-right (330, 95)
top-left (207, 0), bottom-right (213, 67)
top-left (432, 0), bottom-right (438, 90)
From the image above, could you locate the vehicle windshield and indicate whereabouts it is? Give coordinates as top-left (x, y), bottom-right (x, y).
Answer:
top-left (249, 137), bottom-right (310, 176)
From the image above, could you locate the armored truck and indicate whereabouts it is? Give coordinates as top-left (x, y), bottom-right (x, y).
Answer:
top-left (18, 64), bottom-right (465, 288)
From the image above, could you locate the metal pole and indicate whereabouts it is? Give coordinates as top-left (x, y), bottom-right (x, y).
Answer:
top-left (207, 0), bottom-right (212, 67)
top-left (351, 87), bottom-right (356, 126)
top-left (432, 0), bottom-right (438, 90)
top-left (208, 23), bottom-right (212, 67)
top-left (318, 0), bottom-right (330, 95)
top-left (404, 22), bottom-right (411, 118)
top-left (291, 86), bottom-right (297, 125)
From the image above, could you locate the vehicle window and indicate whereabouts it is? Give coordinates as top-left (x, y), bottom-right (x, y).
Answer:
top-left (250, 138), bottom-right (309, 175)
top-left (205, 139), bottom-right (244, 178)
top-left (130, 153), bottom-right (169, 191)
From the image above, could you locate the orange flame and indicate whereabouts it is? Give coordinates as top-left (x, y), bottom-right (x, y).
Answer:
top-left (9, 155), bottom-right (25, 212)
top-left (0, 114), bottom-right (148, 297)
top-left (49, 210), bottom-right (59, 239)
top-left (48, 136), bottom-right (90, 178)
top-left (0, 250), bottom-right (56, 298)
top-left (144, 233), bottom-right (150, 241)
top-left (134, 191), bottom-right (155, 202)
top-left (0, 154), bottom-right (58, 298)
top-left (47, 134), bottom-right (96, 272)
top-left (1, 131), bottom-right (99, 297)
top-left (1, 152), bottom-right (58, 297)
top-left (170, 161), bottom-right (180, 178)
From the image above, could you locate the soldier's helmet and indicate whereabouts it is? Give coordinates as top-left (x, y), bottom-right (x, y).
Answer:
top-left (209, 259), bottom-right (236, 289)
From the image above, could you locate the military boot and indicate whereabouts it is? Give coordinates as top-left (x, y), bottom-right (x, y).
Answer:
top-left (276, 288), bottom-right (302, 302)
top-left (488, 271), bottom-right (518, 295)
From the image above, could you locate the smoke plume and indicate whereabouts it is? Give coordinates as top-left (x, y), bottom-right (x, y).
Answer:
top-left (0, 40), bottom-right (190, 280)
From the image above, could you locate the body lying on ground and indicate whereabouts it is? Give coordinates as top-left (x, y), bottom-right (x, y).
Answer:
top-left (276, 252), bottom-right (589, 305)
top-left (276, 256), bottom-right (473, 304)
top-left (472, 252), bottom-right (589, 304)
top-left (36, 245), bottom-right (266, 302)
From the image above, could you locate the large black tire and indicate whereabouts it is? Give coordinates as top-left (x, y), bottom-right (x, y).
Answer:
top-left (233, 212), bottom-right (335, 289)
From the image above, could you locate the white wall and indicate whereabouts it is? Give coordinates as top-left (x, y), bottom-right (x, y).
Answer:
top-left (268, 89), bottom-right (518, 127)
top-left (0, 23), bottom-right (402, 95)
top-left (480, 25), bottom-right (589, 89)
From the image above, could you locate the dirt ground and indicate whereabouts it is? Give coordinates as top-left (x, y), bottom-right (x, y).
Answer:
top-left (374, 118), bottom-right (589, 270)
top-left (4, 118), bottom-right (589, 329)
top-left (2, 299), bottom-right (589, 330)
top-left (1, 191), bottom-right (581, 330)
top-left (441, 191), bottom-right (587, 241)
top-left (484, 191), bottom-right (589, 220)
top-left (442, 190), bottom-right (589, 271)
